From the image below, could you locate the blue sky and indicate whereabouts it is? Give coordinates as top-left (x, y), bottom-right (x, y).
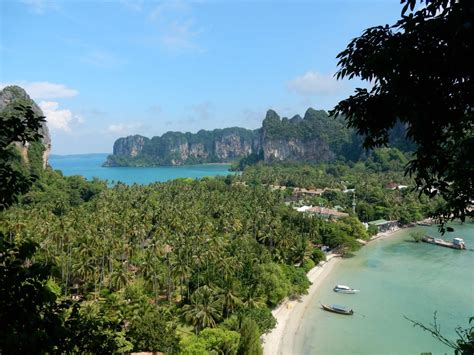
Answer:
top-left (1, 0), bottom-right (400, 154)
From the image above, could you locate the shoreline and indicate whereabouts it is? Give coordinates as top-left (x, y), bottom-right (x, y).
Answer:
top-left (369, 222), bottom-right (416, 242)
top-left (261, 254), bottom-right (341, 355)
top-left (262, 227), bottom-right (408, 355)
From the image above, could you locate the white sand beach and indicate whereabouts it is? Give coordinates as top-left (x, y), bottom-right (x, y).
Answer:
top-left (261, 254), bottom-right (340, 355)
top-left (261, 227), bottom-right (409, 355)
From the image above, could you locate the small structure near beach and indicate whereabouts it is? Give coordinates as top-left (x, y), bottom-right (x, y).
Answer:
top-left (368, 219), bottom-right (398, 233)
top-left (295, 205), bottom-right (349, 219)
top-left (307, 206), bottom-right (349, 219)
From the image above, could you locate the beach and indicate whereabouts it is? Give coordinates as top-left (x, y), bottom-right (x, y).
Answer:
top-left (262, 227), bottom-right (406, 355)
top-left (261, 254), bottom-right (340, 355)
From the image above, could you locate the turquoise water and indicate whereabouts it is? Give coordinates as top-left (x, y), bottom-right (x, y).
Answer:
top-left (48, 154), bottom-right (232, 184)
top-left (295, 223), bottom-right (474, 355)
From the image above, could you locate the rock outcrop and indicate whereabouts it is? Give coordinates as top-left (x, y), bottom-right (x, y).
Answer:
top-left (105, 107), bottom-right (412, 167)
top-left (260, 108), bottom-right (342, 163)
top-left (113, 135), bottom-right (149, 158)
top-left (104, 128), bottom-right (261, 166)
top-left (0, 85), bottom-right (51, 168)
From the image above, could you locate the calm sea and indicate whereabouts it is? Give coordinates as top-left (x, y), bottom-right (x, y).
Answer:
top-left (49, 153), bottom-right (232, 184)
top-left (294, 223), bottom-right (474, 355)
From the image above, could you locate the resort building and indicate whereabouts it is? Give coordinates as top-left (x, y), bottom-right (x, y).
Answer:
top-left (307, 206), bottom-right (349, 219)
top-left (385, 182), bottom-right (408, 190)
top-left (295, 205), bottom-right (349, 219)
top-left (292, 187), bottom-right (326, 196)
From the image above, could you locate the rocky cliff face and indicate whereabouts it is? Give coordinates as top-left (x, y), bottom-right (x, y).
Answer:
top-left (262, 137), bottom-right (334, 163)
top-left (214, 133), bottom-right (254, 160)
top-left (105, 107), bottom-right (357, 167)
top-left (0, 85), bottom-right (51, 168)
top-left (113, 135), bottom-right (149, 158)
top-left (104, 128), bottom-right (261, 166)
top-left (260, 108), bottom-right (348, 163)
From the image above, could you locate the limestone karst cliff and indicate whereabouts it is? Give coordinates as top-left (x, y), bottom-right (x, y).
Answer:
top-left (104, 107), bottom-right (412, 167)
top-left (104, 127), bottom-right (261, 166)
top-left (104, 108), bottom-right (351, 166)
top-left (0, 85), bottom-right (51, 168)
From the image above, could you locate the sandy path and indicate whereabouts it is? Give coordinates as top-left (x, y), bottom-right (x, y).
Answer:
top-left (261, 254), bottom-right (340, 355)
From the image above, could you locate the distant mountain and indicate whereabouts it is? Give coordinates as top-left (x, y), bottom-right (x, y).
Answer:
top-left (104, 108), bottom-right (413, 167)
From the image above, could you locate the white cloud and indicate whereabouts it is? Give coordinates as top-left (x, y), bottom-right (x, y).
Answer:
top-left (81, 51), bottom-right (121, 68)
top-left (39, 101), bottom-right (83, 132)
top-left (107, 123), bottom-right (143, 135)
top-left (21, 0), bottom-right (58, 14)
top-left (149, 0), bottom-right (190, 21)
top-left (0, 81), bottom-right (78, 99)
top-left (121, 0), bottom-right (144, 12)
top-left (146, 0), bottom-right (202, 52)
top-left (287, 71), bottom-right (344, 96)
top-left (161, 21), bottom-right (201, 51)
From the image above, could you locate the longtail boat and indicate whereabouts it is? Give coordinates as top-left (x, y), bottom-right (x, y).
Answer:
top-left (321, 303), bottom-right (354, 315)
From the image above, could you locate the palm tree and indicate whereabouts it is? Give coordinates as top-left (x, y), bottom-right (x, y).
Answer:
top-left (110, 263), bottom-right (130, 290)
top-left (182, 285), bottom-right (222, 333)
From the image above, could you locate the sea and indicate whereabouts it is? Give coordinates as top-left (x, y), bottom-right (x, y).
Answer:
top-left (48, 153), bottom-right (232, 184)
top-left (294, 223), bottom-right (474, 355)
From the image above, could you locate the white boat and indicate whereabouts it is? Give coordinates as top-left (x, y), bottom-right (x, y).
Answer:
top-left (333, 284), bottom-right (360, 294)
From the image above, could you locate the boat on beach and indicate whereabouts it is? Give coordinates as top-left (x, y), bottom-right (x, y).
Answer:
top-left (321, 303), bottom-right (354, 315)
top-left (333, 284), bottom-right (360, 294)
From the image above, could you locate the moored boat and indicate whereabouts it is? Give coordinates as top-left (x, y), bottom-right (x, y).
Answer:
top-left (321, 303), bottom-right (354, 315)
top-left (422, 236), bottom-right (466, 250)
top-left (333, 284), bottom-right (360, 294)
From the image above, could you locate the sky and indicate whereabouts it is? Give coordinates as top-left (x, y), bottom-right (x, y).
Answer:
top-left (1, 0), bottom-right (401, 154)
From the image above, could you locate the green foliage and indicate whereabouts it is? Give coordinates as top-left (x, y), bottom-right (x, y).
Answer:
top-left (0, 104), bottom-right (45, 210)
top-left (27, 141), bottom-right (45, 177)
top-left (0, 237), bottom-right (132, 354)
top-left (233, 150), bottom-right (264, 171)
top-left (311, 248), bottom-right (326, 264)
top-left (182, 285), bottom-right (223, 332)
top-left (410, 230), bottom-right (424, 243)
top-left (281, 264), bottom-right (311, 298)
top-left (60, 301), bottom-right (133, 354)
top-left (20, 169), bottom-right (106, 211)
top-left (257, 263), bottom-right (292, 307)
top-left (1, 152), bottom-right (442, 352)
top-left (180, 327), bottom-right (240, 355)
top-left (0, 237), bottom-right (67, 353)
top-left (127, 305), bottom-right (179, 353)
top-left (241, 161), bottom-right (439, 225)
top-left (237, 318), bottom-right (263, 355)
top-left (302, 258), bottom-right (315, 273)
top-left (367, 224), bottom-right (379, 236)
top-left (236, 308), bottom-right (276, 335)
top-left (332, 0), bottom-right (474, 224)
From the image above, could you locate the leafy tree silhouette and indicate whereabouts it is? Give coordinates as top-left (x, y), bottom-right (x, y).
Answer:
top-left (0, 105), bottom-right (132, 354)
top-left (332, 0), bottom-right (473, 226)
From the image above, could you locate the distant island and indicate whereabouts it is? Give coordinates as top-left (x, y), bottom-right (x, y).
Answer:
top-left (104, 108), bottom-right (413, 167)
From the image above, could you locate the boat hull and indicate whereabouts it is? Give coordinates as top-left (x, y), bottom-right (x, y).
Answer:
top-left (321, 303), bottom-right (354, 315)
top-left (334, 288), bottom-right (359, 294)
